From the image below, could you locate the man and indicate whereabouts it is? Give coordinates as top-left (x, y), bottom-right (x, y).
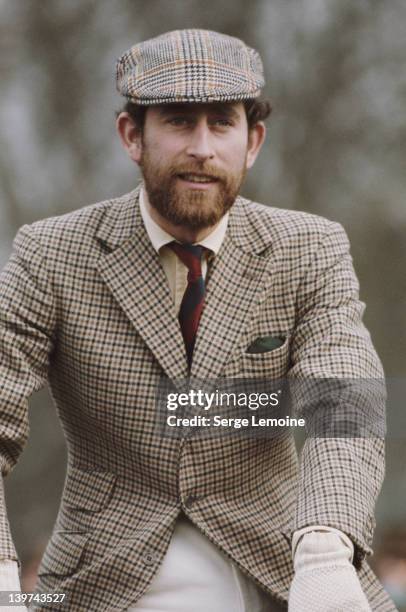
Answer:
top-left (0, 29), bottom-right (395, 611)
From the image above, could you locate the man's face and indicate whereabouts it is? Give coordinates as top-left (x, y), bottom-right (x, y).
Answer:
top-left (136, 102), bottom-right (256, 230)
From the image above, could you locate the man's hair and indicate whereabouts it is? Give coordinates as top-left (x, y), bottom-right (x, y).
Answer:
top-left (115, 99), bottom-right (272, 132)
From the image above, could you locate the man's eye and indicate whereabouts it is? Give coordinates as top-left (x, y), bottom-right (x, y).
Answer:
top-left (168, 117), bottom-right (189, 125)
top-left (213, 119), bottom-right (233, 127)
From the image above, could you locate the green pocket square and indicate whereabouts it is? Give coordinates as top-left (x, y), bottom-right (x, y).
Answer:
top-left (246, 336), bottom-right (286, 354)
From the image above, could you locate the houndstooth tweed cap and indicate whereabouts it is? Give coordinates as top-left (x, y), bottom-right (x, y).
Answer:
top-left (115, 29), bottom-right (265, 105)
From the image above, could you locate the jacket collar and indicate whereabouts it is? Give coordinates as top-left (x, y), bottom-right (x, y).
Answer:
top-left (95, 182), bottom-right (144, 250)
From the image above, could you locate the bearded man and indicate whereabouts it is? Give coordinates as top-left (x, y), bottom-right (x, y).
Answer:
top-left (0, 29), bottom-right (395, 611)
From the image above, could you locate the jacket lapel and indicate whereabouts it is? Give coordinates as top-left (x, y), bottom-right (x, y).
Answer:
top-left (95, 185), bottom-right (189, 381)
top-left (190, 196), bottom-right (272, 380)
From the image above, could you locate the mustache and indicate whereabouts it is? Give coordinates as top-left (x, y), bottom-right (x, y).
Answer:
top-left (169, 164), bottom-right (226, 181)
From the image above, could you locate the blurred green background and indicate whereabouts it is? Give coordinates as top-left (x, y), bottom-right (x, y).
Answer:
top-left (1, 0), bottom-right (405, 608)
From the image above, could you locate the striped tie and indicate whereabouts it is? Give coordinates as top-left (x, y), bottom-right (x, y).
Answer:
top-left (168, 242), bottom-right (206, 368)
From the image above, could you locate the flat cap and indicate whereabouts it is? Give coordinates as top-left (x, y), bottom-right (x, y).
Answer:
top-left (115, 29), bottom-right (265, 105)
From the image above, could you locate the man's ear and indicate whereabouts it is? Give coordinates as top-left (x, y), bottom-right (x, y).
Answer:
top-left (246, 121), bottom-right (266, 169)
top-left (116, 112), bottom-right (143, 164)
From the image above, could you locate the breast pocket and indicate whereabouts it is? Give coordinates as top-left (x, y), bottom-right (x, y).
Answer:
top-left (223, 334), bottom-right (292, 380)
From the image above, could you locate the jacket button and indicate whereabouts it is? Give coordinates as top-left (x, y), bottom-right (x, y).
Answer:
top-left (144, 552), bottom-right (157, 566)
top-left (184, 494), bottom-right (199, 509)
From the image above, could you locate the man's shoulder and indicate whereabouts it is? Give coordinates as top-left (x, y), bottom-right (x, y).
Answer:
top-left (233, 195), bottom-right (346, 253)
top-left (23, 190), bottom-right (134, 238)
top-left (14, 188), bottom-right (139, 255)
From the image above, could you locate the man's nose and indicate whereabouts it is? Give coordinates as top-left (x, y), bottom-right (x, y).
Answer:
top-left (185, 122), bottom-right (215, 161)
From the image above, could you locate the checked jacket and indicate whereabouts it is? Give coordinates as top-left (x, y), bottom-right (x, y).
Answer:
top-left (0, 183), bottom-right (396, 610)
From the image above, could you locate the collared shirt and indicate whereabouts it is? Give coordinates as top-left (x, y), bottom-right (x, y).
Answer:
top-left (139, 186), bottom-right (228, 312)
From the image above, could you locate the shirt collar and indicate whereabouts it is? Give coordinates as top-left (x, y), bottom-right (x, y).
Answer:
top-left (139, 186), bottom-right (229, 255)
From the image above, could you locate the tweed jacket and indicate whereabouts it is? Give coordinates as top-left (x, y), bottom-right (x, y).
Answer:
top-left (0, 183), bottom-right (395, 611)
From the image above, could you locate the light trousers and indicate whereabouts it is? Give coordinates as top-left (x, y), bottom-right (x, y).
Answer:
top-left (128, 514), bottom-right (285, 612)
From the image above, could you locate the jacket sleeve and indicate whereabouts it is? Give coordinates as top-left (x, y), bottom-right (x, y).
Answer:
top-left (286, 220), bottom-right (385, 569)
top-left (0, 225), bottom-right (56, 561)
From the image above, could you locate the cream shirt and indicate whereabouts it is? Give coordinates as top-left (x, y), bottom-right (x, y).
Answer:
top-left (139, 186), bottom-right (228, 308)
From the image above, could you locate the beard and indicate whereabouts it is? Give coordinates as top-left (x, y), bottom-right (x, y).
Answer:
top-left (139, 147), bottom-right (247, 230)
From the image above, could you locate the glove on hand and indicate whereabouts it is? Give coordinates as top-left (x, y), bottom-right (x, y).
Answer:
top-left (0, 559), bottom-right (28, 611)
top-left (288, 532), bottom-right (371, 612)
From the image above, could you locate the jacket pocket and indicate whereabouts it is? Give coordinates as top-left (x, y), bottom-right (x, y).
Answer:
top-left (63, 466), bottom-right (116, 512)
top-left (37, 531), bottom-right (90, 578)
top-left (240, 333), bottom-right (291, 379)
top-left (246, 335), bottom-right (287, 354)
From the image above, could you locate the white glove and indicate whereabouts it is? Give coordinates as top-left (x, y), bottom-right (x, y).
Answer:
top-left (288, 531), bottom-right (372, 612)
top-left (0, 559), bottom-right (28, 611)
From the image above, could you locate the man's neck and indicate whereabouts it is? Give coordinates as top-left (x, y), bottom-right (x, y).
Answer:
top-left (146, 198), bottom-right (222, 244)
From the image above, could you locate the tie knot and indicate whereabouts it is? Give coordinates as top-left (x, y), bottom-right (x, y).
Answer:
top-left (168, 242), bottom-right (205, 280)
